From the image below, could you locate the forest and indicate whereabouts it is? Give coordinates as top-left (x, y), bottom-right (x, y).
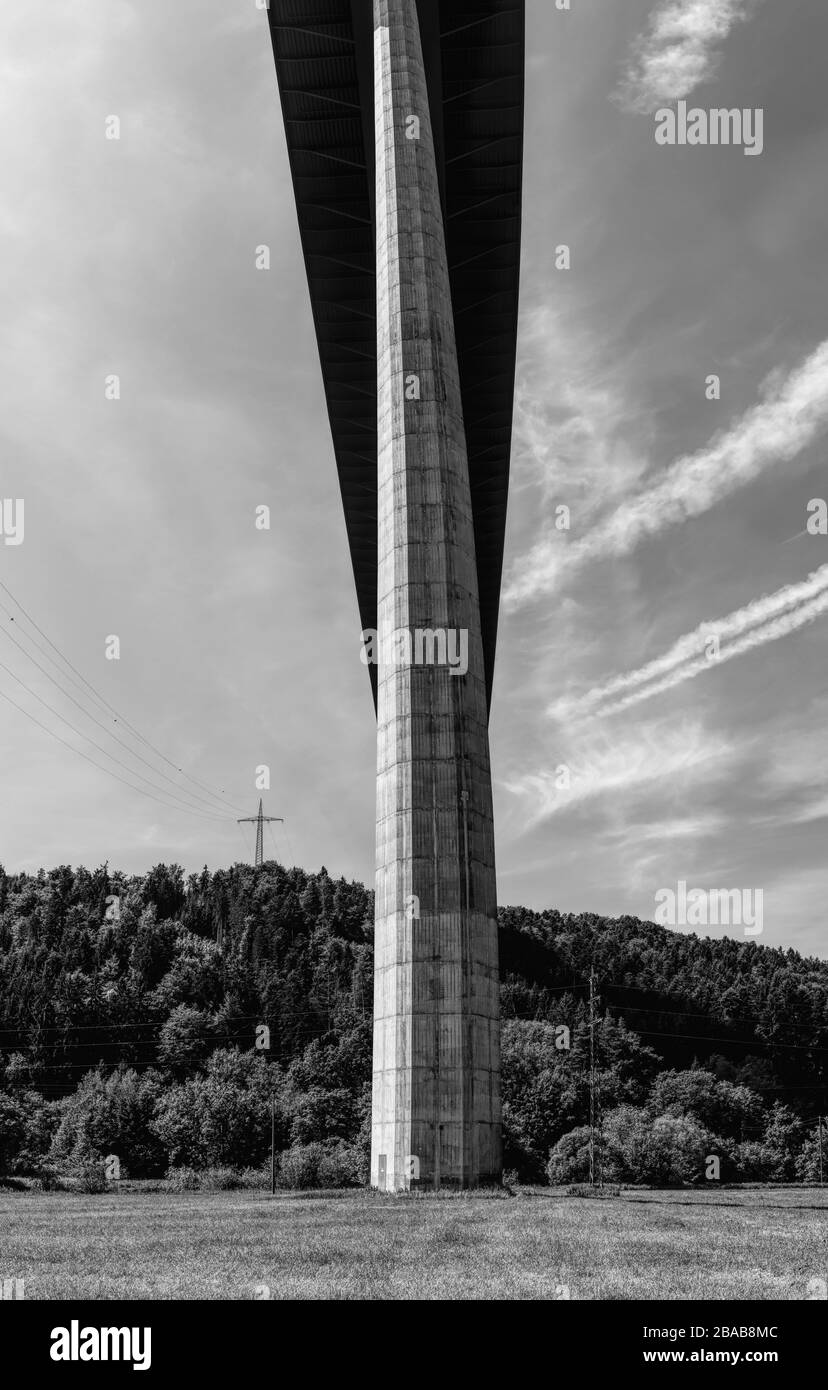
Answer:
top-left (0, 860), bottom-right (825, 1187)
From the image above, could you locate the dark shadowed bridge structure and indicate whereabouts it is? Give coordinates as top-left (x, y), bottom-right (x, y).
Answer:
top-left (269, 0), bottom-right (524, 1190)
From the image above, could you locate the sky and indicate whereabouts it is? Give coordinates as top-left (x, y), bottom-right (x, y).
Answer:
top-left (1, 0), bottom-right (826, 959)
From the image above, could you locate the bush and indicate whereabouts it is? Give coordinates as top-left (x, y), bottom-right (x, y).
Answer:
top-left (733, 1140), bottom-right (775, 1181)
top-left (73, 1158), bottom-right (108, 1194)
top-left (277, 1141), bottom-right (365, 1190)
top-left (318, 1143), bottom-right (365, 1187)
top-left (235, 1166), bottom-right (271, 1191)
top-left (165, 1165), bottom-right (201, 1191)
top-left (547, 1127), bottom-right (591, 1185)
top-left (164, 1164), bottom-right (271, 1192)
top-left (198, 1166), bottom-right (270, 1191)
top-left (277, 1142), bottom-right (326, 1189)
top-left (36, 1165), bottom-right (63, 1191)
top-left (202, 1166), bottom-right (244, 1190)
top-left (603, 1107), bottom-right (716, 1185)
top-left (549, 1110), bottom-right (720, 1188)
top-left (647, 1113), bottom-right (716, 1186)
top-left (61, 1132), bottom-right (112, 1193)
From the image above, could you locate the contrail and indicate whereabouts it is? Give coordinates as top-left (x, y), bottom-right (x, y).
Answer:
top-left (506, 339), bottom-right (828, 608)
top-left (616, 0), bottom-right (765, 115)
top-left (550, 565), bottom-right (828, 722)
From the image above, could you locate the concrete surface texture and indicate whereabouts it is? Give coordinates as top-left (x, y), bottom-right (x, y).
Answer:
top-left (371, 0), bottom-right (502, 1191)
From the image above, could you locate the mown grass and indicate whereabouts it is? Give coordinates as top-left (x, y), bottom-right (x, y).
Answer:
top-left (0, 1186), bottom-right (824, 1300)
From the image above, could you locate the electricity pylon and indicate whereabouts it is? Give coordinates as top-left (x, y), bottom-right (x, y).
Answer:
top-left (237, 798), bottom-right (283, 869)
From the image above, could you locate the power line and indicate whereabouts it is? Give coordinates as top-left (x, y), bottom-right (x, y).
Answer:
top-left (589, 980), bottom-right (827, 1033)
top-left (0, 590), bottom-right (243, 816)
top-left (505, 995), bottom-right (828, 1057)
top-left (0, 595), bottom-right (123, 726)
top-left (602, 1009), bottom-right (828, 1055)
top-left (0, 686), bottom-right (226, 821)
top-left (507, 985), bottom-right (825, 1034)
top-left (0, 659), bottom-right (227, 820)
top-left (0, 640), bottom-right (231, 821)
top-left (0, 1013), bottom-right (352, 1038)
top-left (0, 581), bottom-right (247, 816)
top-left (266, 819), bottom-right (284, 864)
top-left (279, 820), bottom-right (296, 865)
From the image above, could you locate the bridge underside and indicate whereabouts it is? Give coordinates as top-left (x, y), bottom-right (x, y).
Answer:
top-left (268, 0), bottom-right (523, 710)
top-left (269, 0), bottom-right (523, 1192)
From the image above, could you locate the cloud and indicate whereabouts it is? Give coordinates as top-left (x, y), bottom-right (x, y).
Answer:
top-left (511, 304), bottom-right (649, 509)
top-left (785, 797), bottom-right (828, 825)
top-left (616, 0), bottom-right (764, 115)
top-left (505, 339), bottom-right (828, 607)
top-left (759, 700), bottom-right (828, 825)
top-left (613, 813), bottom-right (727, 843)
top-left (504, 717), bottom-right (730, 826)
top-left (550, 565), bottom-right (828, 721)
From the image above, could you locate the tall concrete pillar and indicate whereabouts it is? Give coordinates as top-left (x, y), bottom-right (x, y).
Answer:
top-left (371, 0), bottom-right (501, 1191)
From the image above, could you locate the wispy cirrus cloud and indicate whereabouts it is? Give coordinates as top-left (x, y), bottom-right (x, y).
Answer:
top-left (504, 717), bottom-right (730, 826)
top-left (549, 565), bottom-right (828, 722)
top-left (505, 339), bottom-right (828, 607)
top-left (616, 0), bottom-right (765, 115)
top-left (511, 304), bottom-right (648, 510)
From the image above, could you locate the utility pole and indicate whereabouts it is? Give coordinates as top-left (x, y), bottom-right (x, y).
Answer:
top-left (819, 1116), bottom-right (824, 1188)
top-left (271, 1095), bottom-right (276, 1197)
top-left (237, 799), bottom-right (284, 869)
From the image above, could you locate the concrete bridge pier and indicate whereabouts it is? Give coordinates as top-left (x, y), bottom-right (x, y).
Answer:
top-left (370, 0), bottom-right (502, 1192)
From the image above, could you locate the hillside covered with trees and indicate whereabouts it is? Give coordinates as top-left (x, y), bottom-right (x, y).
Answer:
top-left (0, 862), bottom-right (825, 1187)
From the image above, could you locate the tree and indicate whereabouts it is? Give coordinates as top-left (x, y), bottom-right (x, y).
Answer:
top-left (795, 1124), bottom-right (826, 1182)
top-left (649, 1069), bottom-right (763, 1139)
top-left (1, 861), bottom-right (825, 1185)
top-left (601, 1106), bottom-right (715, 1186)
top-left (299, 877), bottom-right (322, 925)
top-left (150, 1049), bottom-right (281, 1168)
top-left (0, 1088), bottom-right (52, 1174)
top-left (761, 1102), bottom-right (802, 1181)
top-left (501, 1013), bottom-right (661, 1181)
top-left (49, 1067), bottom-right (166, 1177)
top-left (142, 864), bottom-right (185, 921)
top-left (152, 933), bottom-right (224, 1013)
top-left (130, 909), bottom-right (176, 989)
top-left (158, 1005), bottom-right (215, 1073)
top-left (501, 1020), bottom-right (575, 1179)
top-left (546, 1126), bottom-right (591, 1185)
top-left (284, 1086), bottom-right (361, 1146)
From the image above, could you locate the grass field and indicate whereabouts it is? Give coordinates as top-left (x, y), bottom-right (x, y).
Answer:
top-left (1, 1187), bottom-right (825, 1300)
